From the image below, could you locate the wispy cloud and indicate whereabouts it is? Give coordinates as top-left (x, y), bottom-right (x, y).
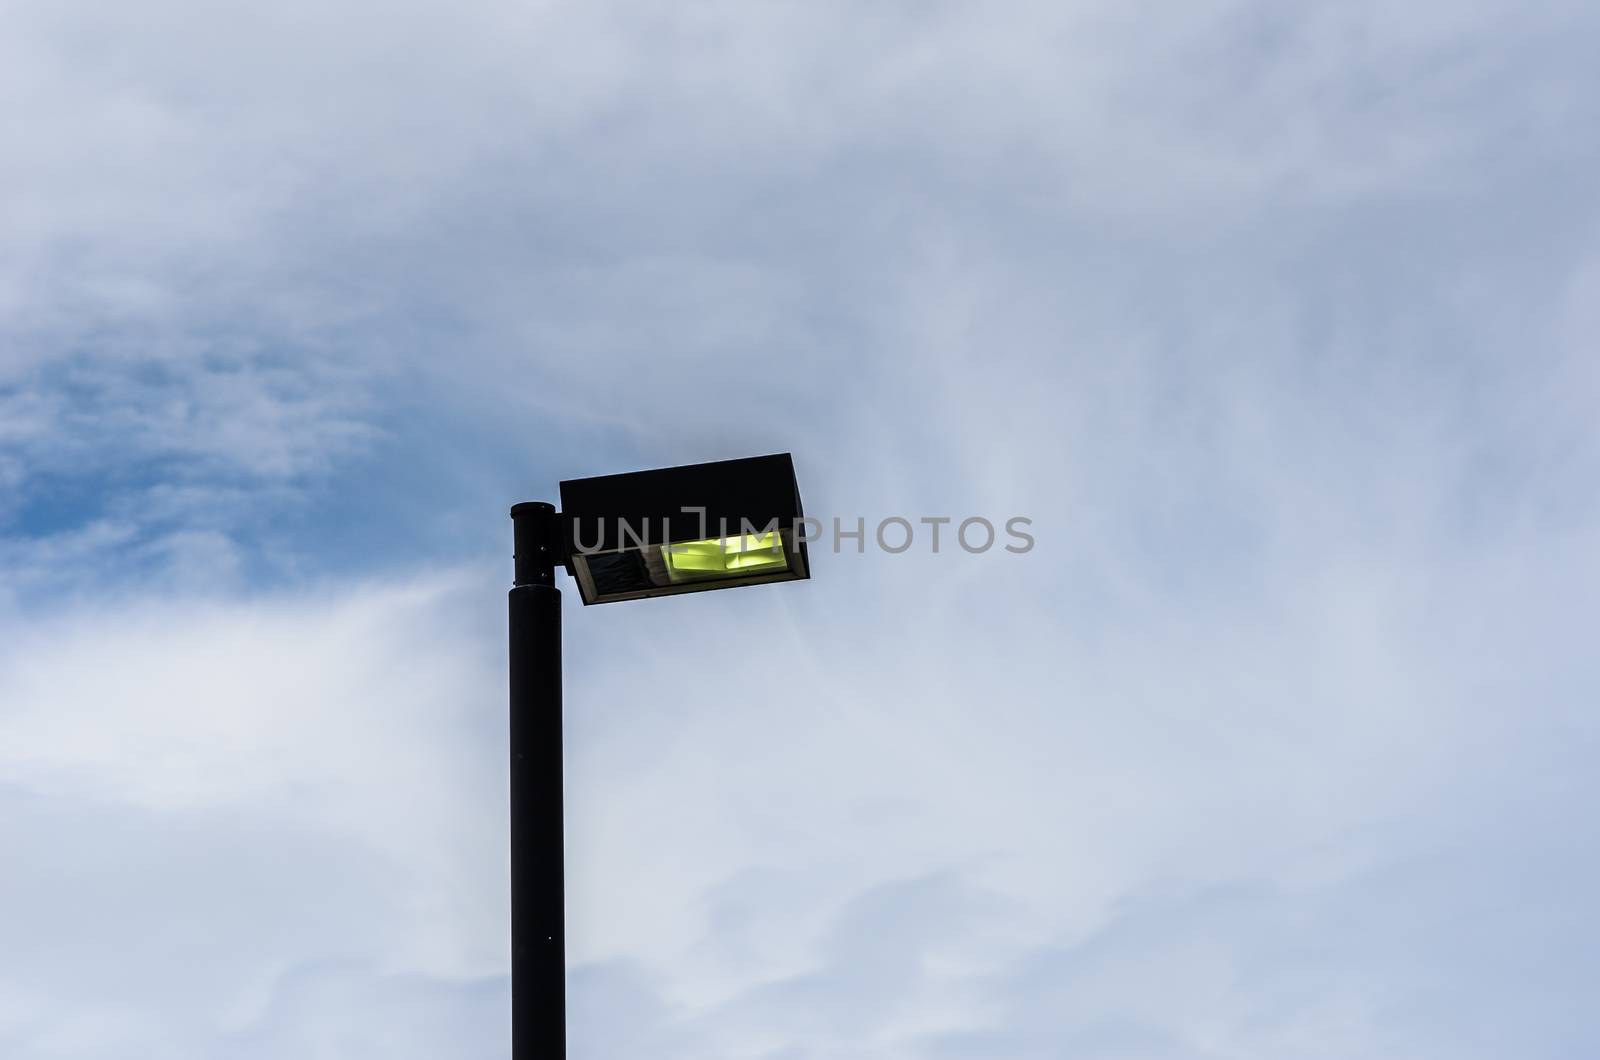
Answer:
top-left (2, 0), bottom-right (1599, 1056)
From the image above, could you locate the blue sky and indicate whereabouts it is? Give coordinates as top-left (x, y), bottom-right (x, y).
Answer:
top-left (3, 1), bottom-right (1599, 1057)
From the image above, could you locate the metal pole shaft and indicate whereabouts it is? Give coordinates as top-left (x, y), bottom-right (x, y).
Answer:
top-left (509, 502), bottom-right (563, 1059)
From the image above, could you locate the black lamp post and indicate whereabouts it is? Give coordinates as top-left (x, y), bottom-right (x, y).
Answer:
top-left (508, 453), bottom-right (810, 1059)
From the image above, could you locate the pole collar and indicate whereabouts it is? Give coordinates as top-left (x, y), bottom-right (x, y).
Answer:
top-left (511, 502), bottom-right (558, 587)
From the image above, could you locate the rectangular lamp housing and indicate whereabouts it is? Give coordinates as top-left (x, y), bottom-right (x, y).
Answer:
top-left (559, 453), bottom-right (811, 604)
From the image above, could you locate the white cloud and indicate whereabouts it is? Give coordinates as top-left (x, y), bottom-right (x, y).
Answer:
top-left (8, 471), bottom-right (1595, 1057)
top-left (3, 0), bottom-right (1599, 1055)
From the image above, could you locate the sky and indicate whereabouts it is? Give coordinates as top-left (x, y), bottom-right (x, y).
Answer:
top-left (2, 0), bottom-right (1599, 1057)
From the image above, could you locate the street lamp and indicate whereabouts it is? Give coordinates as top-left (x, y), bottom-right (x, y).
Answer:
top-left (508, 452), bottom-right (811, 1059)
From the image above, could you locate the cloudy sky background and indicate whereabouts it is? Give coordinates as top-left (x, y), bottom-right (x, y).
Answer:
top-left (3, 0), bottom-right (1599, 1056)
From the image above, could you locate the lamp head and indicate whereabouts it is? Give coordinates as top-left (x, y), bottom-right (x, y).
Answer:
top-left (555, 453), bottom-right (810, 604)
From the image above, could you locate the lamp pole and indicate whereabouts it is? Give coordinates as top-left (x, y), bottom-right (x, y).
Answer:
top-left (504, 454), bottom-right (807, 1057)
top-left (509, 501), bottom-right (564, 1059)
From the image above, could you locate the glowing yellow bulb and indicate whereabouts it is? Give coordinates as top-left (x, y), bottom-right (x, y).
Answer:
top-left (662, 532), bottom-right (789, 583)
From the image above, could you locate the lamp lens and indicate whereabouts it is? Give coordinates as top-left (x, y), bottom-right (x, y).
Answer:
top-left (663, 532), bottom-right (789, 583)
